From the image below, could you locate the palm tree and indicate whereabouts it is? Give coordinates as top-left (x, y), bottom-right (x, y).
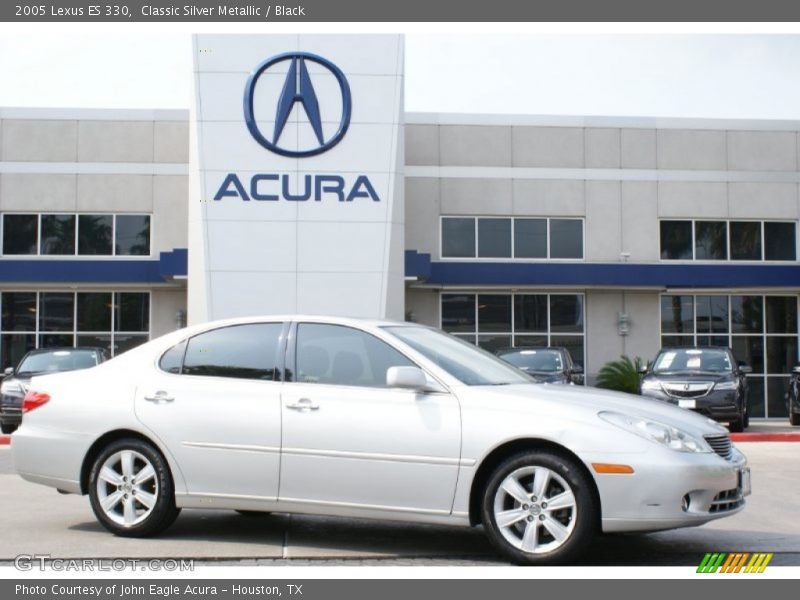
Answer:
top-left (595, 356), bottom-right (644, 394)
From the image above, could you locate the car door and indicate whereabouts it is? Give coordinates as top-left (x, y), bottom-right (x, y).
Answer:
top-left (278, 322), bottom-right (462, 516)
top-left (135, 321), bottom-right (287, 502)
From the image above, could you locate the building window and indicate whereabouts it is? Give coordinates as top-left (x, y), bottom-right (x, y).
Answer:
top-left (1, 213), bottom-right (152, 257)
top-left (441, 217), bottom-right (584, 260)
top-left (660, 219), bottom-right (796, 262)
top-left (0, 291), bottom-right (151, 369)
top-left (441, 292), bottom-right (585, 367)
top-left (660, 294), bottom-right (798, 418)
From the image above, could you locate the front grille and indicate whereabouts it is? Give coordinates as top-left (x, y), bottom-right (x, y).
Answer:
top-left (662, 382), bottom-right (713, 399)
top-left (709, 487), bottom-right (744, 513)
top-left (705, 434), bottom-right (733, 460)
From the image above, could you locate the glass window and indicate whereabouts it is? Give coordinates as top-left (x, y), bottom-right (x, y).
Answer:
top-left (731, 296), bottom-right (763, 334)
top-left (730, 221), bottom-right (761, 260)
top-left (731, 336), bottom-right (764, 373)
top-left (550, 295), bottom-right (583, 333)
top-left (696, 296), bottom-right (729, 334)
top-left (661, 335), bottom-right (694, 348)
top-left (40, 333), bottom-right (75, 348)
top-left (113, 334), bottom-right (149, 355)
top-left (1, 292), bottom-right (37, 331)
top-left (39, 293), bottom-right (74, 332)
top-left (183, 323), bottom-right (283, 380)
top-left (661, 295), bottom-right (694, 334)
top-left (2, 214), bottom-right (38, 255)
top-left (115, 293), bottom-right (149, 332)
top-left (766, 337), bottom-right (798, 374)
top-left (159, 341), bottom-right (187, 375)
top-left (478, 294), bottom-right (511, 331)
top-left (747, 379), bottom-right (765, 419)
top-left (115, 215), bottom-right (151, 256)
top-left (695, 221), bottom-right (727, 260)
top-left (296, 323), bottom-right (414, 387)
top-left (40, 215), bottom-right (76, 255)
top-left (78, 214), bottom-right (113, 255)
top-left (441, 217), bottom-right (475, 258)
top-left (549, 219), bottom-right (583, 259)
top-left (764, 222), bottom-right (796, 261)
top-left (1, 334), bottom-right (35, 369)
top-left (513, 334), bottom-right (548, 348)
top-left (477, 218), bottom-right (511, 258)
top-left (514, 295), bottom-right (547, 333)
top-left (514, 219), bottom-right (547, 258)
top-left (696, 335), bottom-right (730, 348)
top-left (765, 296), bottom-right (797, 334)
top-left (767, 378), bottom-right (791, 418)
top-left (660, 221), bottom-right (692, 260)
top-left (551, 335), bottom-right (585, 368)
top-left (441, 294), bottom-right (475, 333)
top-left (76, 334), bottom-right (112, 356)
top-left (477, 334), bottom-right (512, 354)
top-left (77, 293), bottom-right (112, 331)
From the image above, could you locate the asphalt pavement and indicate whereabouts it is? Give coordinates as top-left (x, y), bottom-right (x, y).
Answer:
top-left (0, 441), bottom-right (797, 567)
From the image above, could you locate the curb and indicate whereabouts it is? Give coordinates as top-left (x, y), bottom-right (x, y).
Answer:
top-left (0, 436), bottom-right (9, 446)
top-left (731, 432), bottom-right (800, 442)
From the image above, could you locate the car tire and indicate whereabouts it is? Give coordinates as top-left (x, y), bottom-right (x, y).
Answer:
top-left (481, 450), bottom-right (598, 565)
top-left (728, 413), bottom-right (745, 433)
top-left (88, 438), bottom-right (180, 537)
top-left (0, 422), bottom-right (17, 435)
top-left (235, 510), bottom-right (272, 517)
top-left (790, 412), bottom-right (800, 427)
top-left (743, 409), bottom-right (750, 429)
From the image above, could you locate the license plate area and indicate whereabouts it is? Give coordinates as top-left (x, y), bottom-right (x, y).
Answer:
top-left (678, 399), bottom-right (697, 409)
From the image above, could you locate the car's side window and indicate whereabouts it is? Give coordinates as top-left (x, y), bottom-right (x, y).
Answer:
top-left (178, 323), bottom-right (283, 381)
top-left (295, 323), bottom-right (415, 388)
top-left (159, 340), bottom-right (187, 374)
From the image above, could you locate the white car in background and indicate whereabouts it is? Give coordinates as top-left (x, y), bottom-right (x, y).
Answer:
top-left (12, 316), bottom-right (749, 565)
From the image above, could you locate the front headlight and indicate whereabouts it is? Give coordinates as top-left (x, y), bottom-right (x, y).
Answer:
top-left (714, 381), bottom-right (737, 391)
top-left (640, 379), bottom-right (662, 392)
top-left (598, 411), bottom-right (712, 453)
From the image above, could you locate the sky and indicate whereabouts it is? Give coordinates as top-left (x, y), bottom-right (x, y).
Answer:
top-left (0, 34), bottom-right (799, 119)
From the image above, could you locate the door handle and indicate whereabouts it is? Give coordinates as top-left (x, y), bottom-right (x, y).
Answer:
top-left (286, 398), bottom-right (319, 411)
top-left (144, 390), bottom-right (175, 403)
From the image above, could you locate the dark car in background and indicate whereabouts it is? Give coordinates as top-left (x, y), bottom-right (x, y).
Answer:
top-left (495, 346), bottom-right (584, 384)
top-left (639, 347), bottom-right (751, 432)
top-left (787, 365), bottom-right (800, 426)
top-left (0, 347), bottom-right (108, 434)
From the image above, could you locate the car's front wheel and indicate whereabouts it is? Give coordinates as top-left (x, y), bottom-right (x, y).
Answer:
top-left (88, 438), bottom-right (180, 537)
top-left (481, 450), bottom-right (598, 565)
top-left (0, 422), bottom-right (17, 435)
top-left (790, 412), bottom-right (800, 426)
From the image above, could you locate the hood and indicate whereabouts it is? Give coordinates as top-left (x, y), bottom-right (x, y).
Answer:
top-left (471, 382), bottom-right (729, 439)
top-left (644, 372), bottom-right (734, 383)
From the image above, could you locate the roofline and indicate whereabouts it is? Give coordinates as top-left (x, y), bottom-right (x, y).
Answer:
top-left (405, 112), bottom-right (800, 132)
top-left (3, 107), bottom-right (800, 131)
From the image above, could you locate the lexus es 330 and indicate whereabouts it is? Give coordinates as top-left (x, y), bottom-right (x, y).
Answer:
top-left (12, 316), bottom-right (750, 564)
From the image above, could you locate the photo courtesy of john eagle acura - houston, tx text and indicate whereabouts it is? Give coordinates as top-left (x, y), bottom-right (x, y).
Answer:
top-left (7, 33), bottom-right (796, 565)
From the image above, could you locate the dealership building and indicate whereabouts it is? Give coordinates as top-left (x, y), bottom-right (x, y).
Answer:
top-left (1, 34), bottom-right (798, 418)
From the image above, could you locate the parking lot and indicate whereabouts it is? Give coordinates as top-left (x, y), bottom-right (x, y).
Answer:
top-left (1, 436), bottom-right (798, 567)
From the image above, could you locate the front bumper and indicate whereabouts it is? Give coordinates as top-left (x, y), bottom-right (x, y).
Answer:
top-left (587, 445), bottom-right (748, 533)
top-left (641, 388), bottom-right (740, 422)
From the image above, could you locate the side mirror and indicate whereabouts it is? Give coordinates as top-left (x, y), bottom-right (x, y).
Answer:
top-left (386, 366), bottom-right (428, 390)
top-left (792, 365), bottom-right (800, 374)
top-left (739, 365), bottom-right (753, 375)
top-left (638, 365), bottom-right (648, 375)
top-left (3, 367), bottom-right (13, 377)
top-left (571, 365), bottom-right (584, 375)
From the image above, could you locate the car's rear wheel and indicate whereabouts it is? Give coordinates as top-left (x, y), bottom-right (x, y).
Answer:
top-left (481, 451), bottom-right (597, 565)
top-left (88, 438), bottom-right (180, 537)
top-left (729, 412), bottom-right (745, 433)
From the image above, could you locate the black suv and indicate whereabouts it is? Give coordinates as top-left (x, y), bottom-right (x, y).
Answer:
top-left (495, 346), bottom-right (584, 385)
top-left (639, 347), bottom-right (751, 432)
top-left (787, 365), bottom-right (800, 426)
top-left (0, 347), bottom-right (108, 434)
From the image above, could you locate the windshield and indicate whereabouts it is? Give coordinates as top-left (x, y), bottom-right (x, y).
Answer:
top-left (384, 326), bottom-right (533, 386)
top-left (498, 349), bottom-right (564, 373)
top-left (17, 350), bottom-right (100, 376)
top-left (653, 348), bottom-right (733, 374)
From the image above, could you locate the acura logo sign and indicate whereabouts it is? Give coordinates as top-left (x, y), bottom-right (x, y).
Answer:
top-left (243, 52), bottom-right (352, 157)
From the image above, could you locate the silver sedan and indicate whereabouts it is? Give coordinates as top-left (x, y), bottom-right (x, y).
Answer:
top-left (12, 316), bottom-right (749, 565)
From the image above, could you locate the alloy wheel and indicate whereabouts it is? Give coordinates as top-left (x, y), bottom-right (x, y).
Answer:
top-left (95, 449), bottom-right (159, 527)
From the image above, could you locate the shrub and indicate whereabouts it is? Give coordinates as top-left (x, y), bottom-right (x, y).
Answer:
top-left (595, 355), bottom-right (644, 394)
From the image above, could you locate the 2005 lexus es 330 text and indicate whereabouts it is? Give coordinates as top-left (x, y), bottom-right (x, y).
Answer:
top-left (12, 316), bottom-right (750, 564)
